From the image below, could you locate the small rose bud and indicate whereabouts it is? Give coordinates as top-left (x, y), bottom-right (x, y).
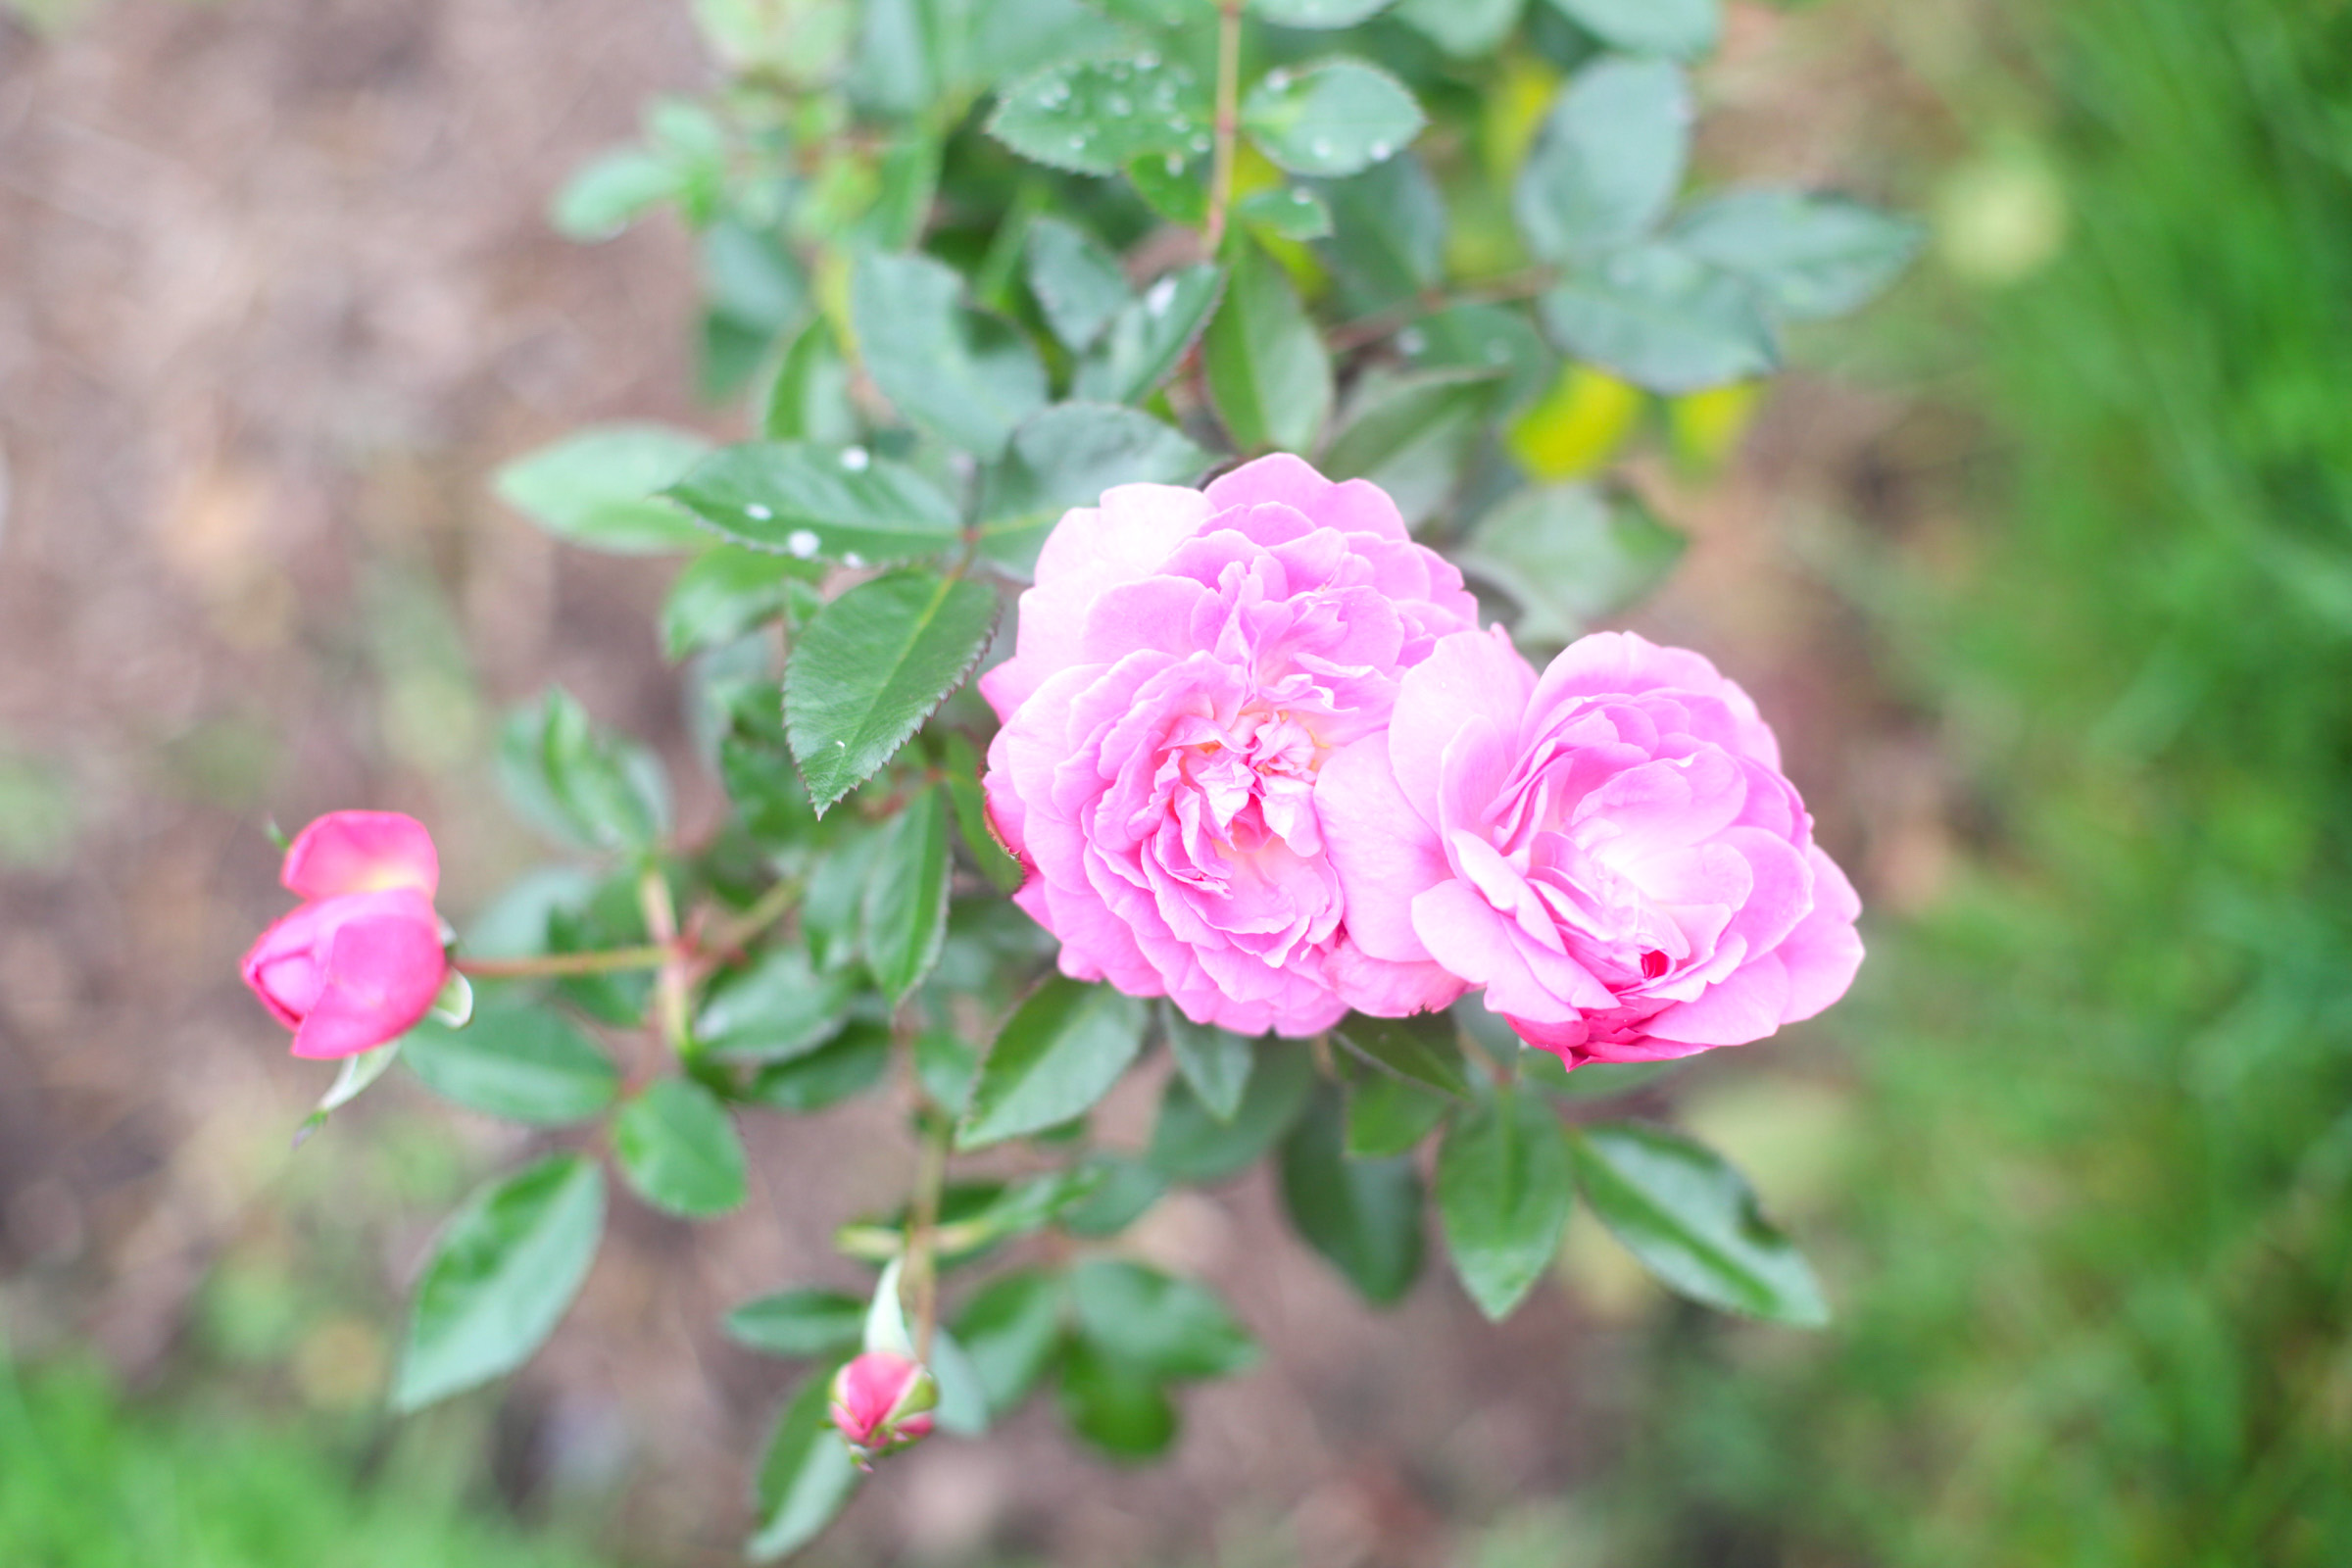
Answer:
top-left (828, 1350), bottom-right (938, 1468)
top-left (240, 811), bottom-right (450, 1059)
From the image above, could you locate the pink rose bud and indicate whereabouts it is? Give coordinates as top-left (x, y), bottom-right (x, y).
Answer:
top-left (828, 1350), bottom-right (938, 1467)
top-left (240, 810), bottom-right (450, 1059)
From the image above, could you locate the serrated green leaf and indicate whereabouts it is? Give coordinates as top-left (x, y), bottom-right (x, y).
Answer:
top-left (1203, 241), bottom-right (1332, 453)
top-left (665, 441), bottom-right (963, 565)
top-left (979, 402), bottom-right (1214, 575)
top-left (1673, 188), bottom-right (1923, 321)
top-left (726, 1289), bottom-right (867, 1359)
top-left (1513, 56), bottom-right (1690, 263)
top-left (697, 948), bottom-right (859, 1064)
top-left (987, 55), bottom-right (1212, 176)
top-left (1237, 184), bottom-right (1334, 240)
top-left (1456, 483), bottom-right (1687, 644)
top-left (1250, 0), bottom-right (1395, 25)
top-left (1393, 0), bottom-right (1522, 56)
top-left (1070, 1259), bottom-right (1258, 1380)
top-left (1544, 0), bottom-right (1719, 59)
top-left (742, 1019), bottom-right (895, 1111)
top-left (1071, 264), bottom-right (1226, 406)
top-left (1333, 1010), bottom-right (1470, 1096)
top-left (1026, 216), bottom-right (1132, 351)
top-left (853, 251), bottom-right (1049, 461)
top-left (940, 740), bottom-right (1023, 892)
top-left (1125, 151), bottom-right (1209, 225)
top-left (1057, 1338), bottom-right (1176, 1459)
top-left (784, 569), bottom-right (1002, 814)
top-left (614, 1077), bottom-right (748, 1218)
top-left (1148, 1037), bottom-right (1313, 1182)
top-left (1437, 1093), bottom-right (1572, 1319)
top-left (954, 1269), bottom-right (1065, 1418)
top-left (862, 789), bottom-right (953, 1004)
top-left (1569, 1120), bottom-right (1830, 1325)
top-left (661, 546), bottom-right (822, 662)
top-left (1345, 1068), bottom-right (1448, 1157)
top-left (493, 424), bottom-right (713, 554)
top-left (402, 1002), bottom-right (619, 1125)
top-left (1058, 1152), bottom-right (1168, 1237)
top-left (1321, 366), bottom-right (1500, 528)
top-left (1162, 1004), bottom-right (1255, 1123)
top-left (761, 318), bottom-right (859, 445)
top-left (1278, 1090), bottom-right (1424, 1305)
top-left (1318, 153), bottom-right (1446, 313)
top-left (392, 1154), bottom-right (606, 1410)
top-left (959, 977), bottom-right (1148, 1149)
top-left (551, 147), bottom-right (681, 242)
top-left (1540, 241), bottom-right (1779, 393)
top-left (1242, 59), bottom-right (1424, 179)
top-left (749, 1366), bottom-right (861, 1560)
top-left (497, 688), bottom-right (672, 852)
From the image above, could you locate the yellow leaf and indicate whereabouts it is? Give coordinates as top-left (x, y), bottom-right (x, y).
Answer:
top-left (1507, 363), bottom-right (1644, 480)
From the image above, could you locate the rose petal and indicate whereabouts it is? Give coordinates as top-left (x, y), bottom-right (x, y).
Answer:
top-left (281, 810), bottom-right (439, 900)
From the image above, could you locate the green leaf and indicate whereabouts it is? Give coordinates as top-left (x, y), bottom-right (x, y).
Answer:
top-left (959, 977), bottom-right (1149, 1149)
top-left (928, 1326), bottom-right (993, 1436)
top-left (749, 1367), bottom-right (861, 1561)
top-left (662, 546), bottom-right (821, 662)
top-left (784, 569), bottom-right (1002, 814)
top-left (761, 318), bottom-right (859, 445)
top-left (1203, 241), bottom-right (1332, 454)
top-left (1242, 60), bottom-right (1424, 179)
top-left (727, 1289), bottom-right (868, 1359)
top-left (1393, 0), bottom-right (1523, 57)
top-left (492, 425), bottom-right (711, 555)
top-left (1238, 184), bottom-right (1334, 241)
top-left (1070, 1260), bottom-right (1258, 1380)
top-left (1544, 0), bottom-right (1719, 60)
top-left (1026, 216), bottom-right (1132, 351)
top-left (551, 147), bottom-right (681, 242)
top-left (1569, 1120), bottom-right (1830, 1325)
top-left (392, 1154), bottom-right (606, 1410)
top-left (1058, 1153), bottom-right (1169, 1237)
top-left (1513, 56), bottom-right (1690, 263)
top-left (1057, 1338), bottom-right (1176, 1459)
top-left (915, 1027), bottom-right (981, 1110)
top-left (1673, 188), bottom-right (1923, 321)
top-left (702, 218), bottom-right (806, 332)
top-left (1345, 1069), bottom-right (1448, 1158)
top-left (1456, 483), bottom-right (1687, 644)
top-left (664, 441), bottom-right (963, 565)
top-left (1408, 302), bottom-right (1553, 410)
top-left (742, 1019), bottom-right (893, 1111)
top-left (1320, 367), bottom-right (1500, 529)
top-left (954, 1269), bottom-right (1066, 1419)
top-left (938, 1168), bottom-right (1114, 1255)
top-left (295, 1037), bottom-right (403, 1145)
top-left (979, 402), bottom-right (1214, 575)
top-left (1162, 1004), bottom-right (1255, 1123)
top-left (801, 827), bottom-right (885, 972)
top-left (402, 1002), bottom-right (619, 1125)
top-left (986, 54), bottom-right (1212, 176)
top-left (852, 251), bottom-right (1049, 461)
top-left (940, 740), bottom-right (1023, 892)
top-left (1319, 154), bottom-right (1446, 312)
top-left (1125, 151), bottom-right (1208, 226)
top-left (1278, 1090), bottom-right (1424, 1305)
top-left (1071, 264), bottom-right (1226, 406)
top-left (1521, 1049), bottom-right (1677, 1100)
top-left (1250, 0), bottom-right (1395, 25)
top-left (614, 1077), bottom-right (749, 1218)
top-left (498, 688), bottom-right (672, 852)
top-left (1148, 1038), bottom-right (1314, 1183)
top-left (1541, 241), bottom-right (1779, 393)
top-left (861, 788), bottom-right (953, 1004)
top-left (1333, 1010), bottom-right (1470, 1097)
top-left (697, 948), bottom-right (859, 1064)
top-left (1436, 1093), bottom-right (1572, 1320)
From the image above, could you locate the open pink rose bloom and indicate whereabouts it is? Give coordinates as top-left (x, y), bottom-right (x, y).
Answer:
top-left (240, 810), bottom-right (450, 1059)
top-left (981, 456), bottom-right (1863, 1067)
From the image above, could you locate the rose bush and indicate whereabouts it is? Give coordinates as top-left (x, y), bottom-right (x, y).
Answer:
top-left (981, 454), bottom-right (1476, 1036)
top-left (1318, 629), bottom-right (1863, 1068)
top-left (240, 811), bottom-right (449, 1059)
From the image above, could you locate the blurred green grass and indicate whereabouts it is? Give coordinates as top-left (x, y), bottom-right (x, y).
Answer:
top-left (1612, 0), bottom-right (2352, 1562)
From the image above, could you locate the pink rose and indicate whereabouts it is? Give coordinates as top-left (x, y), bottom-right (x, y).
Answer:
top-left (240, 810), bottom-right (450, 1059)
top-left (1316, 628), bottom-right (1864, 1068)
top-left (980, 455), bottom-right (1478, 1036)
top-left (828, 1350), bottom-right (937, 1466)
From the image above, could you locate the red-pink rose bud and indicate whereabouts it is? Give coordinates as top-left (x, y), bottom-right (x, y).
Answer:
top-left (240, 811), bottom-right (450, 1059)
top-left (828, 1350), bottom-right (938, 1467)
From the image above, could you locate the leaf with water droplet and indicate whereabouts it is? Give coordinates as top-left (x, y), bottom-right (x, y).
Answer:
top-left (1241, 58), bottom-right (1424, 178)
top-left (989, 55), bottom-right (1212, 176)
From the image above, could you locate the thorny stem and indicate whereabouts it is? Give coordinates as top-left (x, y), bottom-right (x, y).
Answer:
top-left (638, 864), bottom-right (693, 1056)
top-left (1203, 0), bottom-right (1245, 252)
top-left (905, 1111), bottom-right (954, 1362)
top-left (456, 946), bottom-right (668, 979)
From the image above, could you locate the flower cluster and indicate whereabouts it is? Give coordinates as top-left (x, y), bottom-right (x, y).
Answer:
top-left (981, 457), bottom-right (1863, 1067)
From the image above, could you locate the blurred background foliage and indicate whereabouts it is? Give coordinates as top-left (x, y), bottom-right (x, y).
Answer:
top-left (3, 0), bottom-right (2350, 1562)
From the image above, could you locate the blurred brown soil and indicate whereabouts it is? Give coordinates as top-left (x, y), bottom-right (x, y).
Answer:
top-left (0, 3), bottom-right (1963, 1565)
